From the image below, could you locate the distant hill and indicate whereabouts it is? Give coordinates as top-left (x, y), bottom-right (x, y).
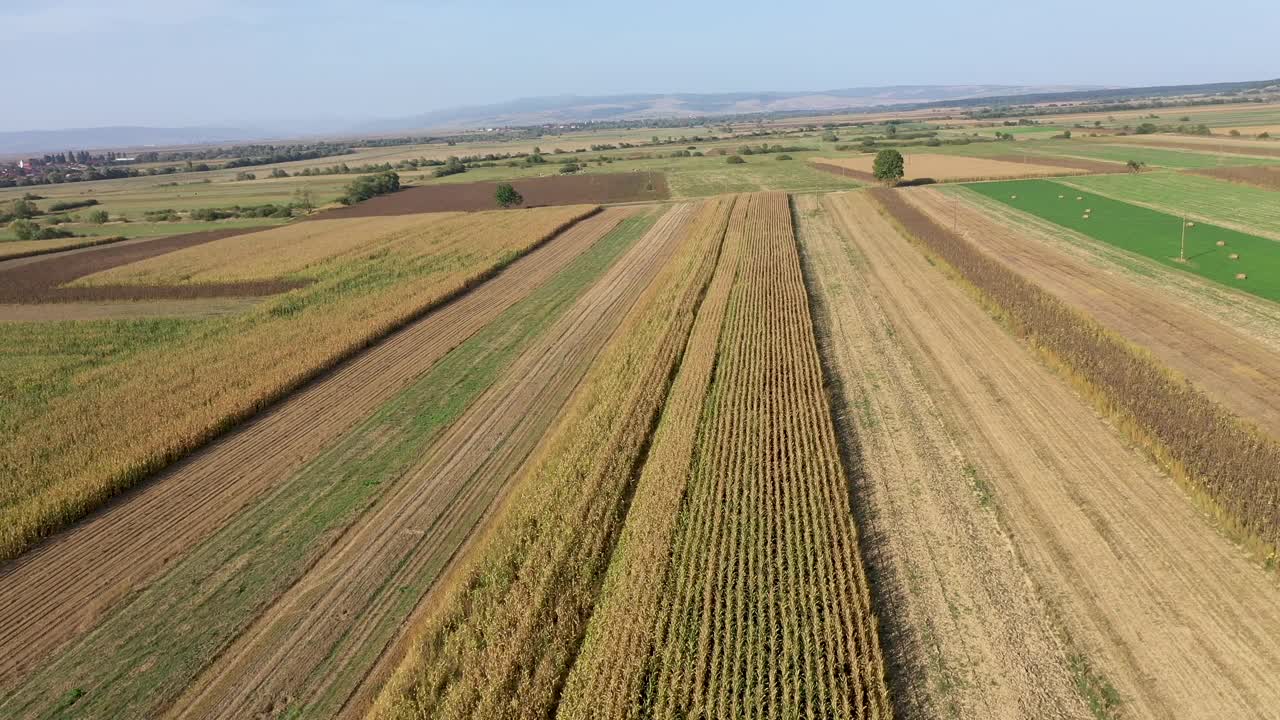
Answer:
top-left (353, 85), bottom-right (1100, 132)
top-left (0, 126), bottom-right (266, 156)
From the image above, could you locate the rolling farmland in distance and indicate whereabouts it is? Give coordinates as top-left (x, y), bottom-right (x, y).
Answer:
top-left (5, 80), bottom-right (1280, 720)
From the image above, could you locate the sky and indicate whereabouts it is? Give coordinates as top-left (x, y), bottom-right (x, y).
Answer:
top-left (6, 0), bottom-right (1279, 132)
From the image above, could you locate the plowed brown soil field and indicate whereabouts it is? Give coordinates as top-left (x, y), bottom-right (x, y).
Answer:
top-left (906, 187), bottom-right (1280, 437)
top-left (0, 208), bottom-right (635, 691)
top-left (797, 193), bottom-right (1087, 719)
top-left (315, 172), bottom-right (668, 219)
top-left (165, 204), bottom-right (694, 720)
top-left (832, 190), bottom-right (1280, 720)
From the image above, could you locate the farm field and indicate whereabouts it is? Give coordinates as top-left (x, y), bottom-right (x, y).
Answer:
top-left (967, 178), bottom-right (1280, 302)
top-left (0, 204), bottom-right (595, 561)
top-left (909, 186), bottom-right (1280, 435)
top-left (1032, 141), bottom-right (1276, 169)
top-left (1056, 170), bottom-right (1280, 237)
top-left (557, 192), bottom-right (888, 719)
top-left (813, 153), bottom-right (1089, 182)
top-left (829, 189), bottom-right (1280, 719)
top-left (1191, 164), bottom-right (1280, 190)
top-left (0, 206), bottom-right (685, 719)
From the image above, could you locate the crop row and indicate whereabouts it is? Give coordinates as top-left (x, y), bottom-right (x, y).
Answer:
top-left (561, 192), bottom-right (891, 719)
top-left (869, 187), bottom-right (1280, 556)
top-left (370, 197), bottom-right (734, 720)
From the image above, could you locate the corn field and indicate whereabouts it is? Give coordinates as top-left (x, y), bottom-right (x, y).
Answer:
top-left (560, 192), bottom-right (891, 720)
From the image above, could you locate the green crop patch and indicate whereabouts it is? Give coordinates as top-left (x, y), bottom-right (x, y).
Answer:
top-left (967, 178), bottom-right (1280, 303)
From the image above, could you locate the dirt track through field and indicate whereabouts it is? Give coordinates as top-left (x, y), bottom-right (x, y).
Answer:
top-left (0, 208), bottom-right (635, 692)
top-left (906, 187), bottom-right (1280, 437)
top-left (836, 191), bottom-right (1280, 719)
top-left (0, 226), bottom-right (295, 304)
top-left (797, 194), bottom-right (1087, 719)
top-left (165, 203), bottom-right (696, 720)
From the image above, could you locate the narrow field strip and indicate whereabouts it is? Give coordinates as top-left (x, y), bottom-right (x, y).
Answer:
top-left (163, 208), bottom-right (683, 720)
top-left (0, 205), bottom-right (593, 562)
top-left (801, 192), bottom-right (1087, 719)
top-left (561, 192), bottom-right (891, 720)
top-left (844, 189), bottom-right (1280, 719)
top-left (0, 208), bottom-right (622, 693)
top-left (0, 234), bottom-right (129, 262)
top-left (369, 196), bottom-right (735, 720)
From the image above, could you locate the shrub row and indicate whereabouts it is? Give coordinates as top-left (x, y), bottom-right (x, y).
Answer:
top-left (869, 187), bottom-right (1280, 557)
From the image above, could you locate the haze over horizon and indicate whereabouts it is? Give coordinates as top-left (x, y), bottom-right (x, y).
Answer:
top-left (7, 0), bottom-right (1279, 133)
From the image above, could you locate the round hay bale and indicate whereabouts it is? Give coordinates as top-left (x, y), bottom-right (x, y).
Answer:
top-left (1077, 196), bottom-right (1083, 200)
top-left (1082, 214), bottom-right (1090, 219)
top-left (1236, 273), bottom-right (1248, 280)
top-left (1085, 208), bottom-right (1092, 213)
top-left (1186, 222), bottom-right (1196, 228)
top-left (1229, 253), bottom-right (1240, 260)
top-left (1216, 240), bottom-right (1226, 247)
top-left (1011, 195), bottom-right (1018, 199)
top-left (1058, 194), bottom-right (1065, 199)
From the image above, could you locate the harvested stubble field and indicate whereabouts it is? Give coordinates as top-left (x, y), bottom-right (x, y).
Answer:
top-left (1097, 136), bottom-right (1280, 158)
top-left (798, 192), bottom-right (1088, 719)
top-left (871, 187), bottom-right (1280, 557)
top-left (909, 187), bottom-right (1280, 437)
top-left (0, 204), bottom-right (595, 563)
top-left (0, 207), bottom-right (677, 719)
top-left (813, 153), bottom-right (1091, 182)
top-left (316, 172), bottom-right (668, 218)
top-left (371, 195), bottom-right (733, 719)
top-left (1190, 164), bottom-right (1280, 190)
top-left (969, 179), bottom-right (1280, 302)
top-left (558, 192), bottom-right (890, 720)
top-left (817, 188), bottom-right (1280, 720)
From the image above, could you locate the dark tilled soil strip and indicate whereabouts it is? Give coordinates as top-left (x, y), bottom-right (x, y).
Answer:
top-left (312, 172), bottom-right (669, 219)
top-left (0, 226), bottom-right (305, 304)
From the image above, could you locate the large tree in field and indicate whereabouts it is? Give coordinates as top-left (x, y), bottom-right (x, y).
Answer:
top-left (872, 149), bottom-right (905, 185)
top-left (496, 183), bottom-right (523, 208)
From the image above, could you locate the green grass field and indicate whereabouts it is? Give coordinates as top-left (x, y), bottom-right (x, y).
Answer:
top-left (1060, 171), bottom-right (1280, 237)
top-left (967, 178), bottom-right (1280, 303)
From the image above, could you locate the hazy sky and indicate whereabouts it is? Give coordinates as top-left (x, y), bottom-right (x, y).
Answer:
top-left (7, 0), bottom-right (1278, 132)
